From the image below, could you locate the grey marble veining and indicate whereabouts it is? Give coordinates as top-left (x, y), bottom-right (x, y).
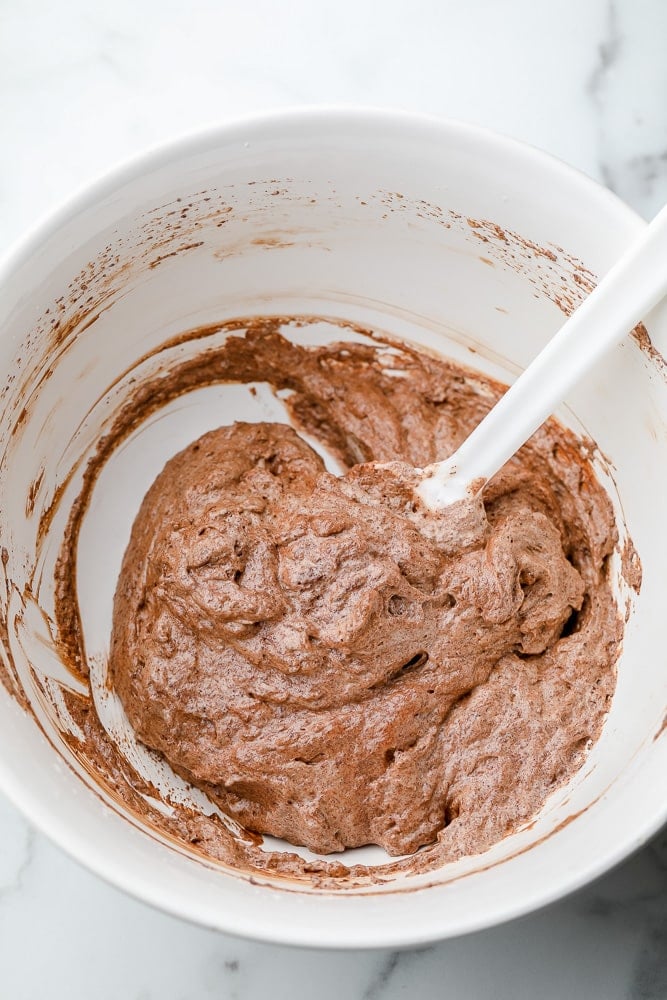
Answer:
top-left (1, 0), bottom-right (666, 997)
top-left (587, 0), bottom-right (667, 217)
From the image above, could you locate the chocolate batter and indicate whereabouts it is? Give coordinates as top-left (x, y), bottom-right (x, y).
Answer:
top-left (109, 326), bottom-right (620, 860)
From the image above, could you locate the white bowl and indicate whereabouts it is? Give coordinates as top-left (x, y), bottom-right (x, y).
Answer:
top-left (0, 109), bottom-right (665, 949)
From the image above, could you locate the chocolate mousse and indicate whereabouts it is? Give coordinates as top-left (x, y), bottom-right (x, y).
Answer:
top-left (108, 325), bottom-right (621, 860)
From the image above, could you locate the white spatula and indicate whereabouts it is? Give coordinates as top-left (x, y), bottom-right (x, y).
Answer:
top-left (416, 204), bottom-right (667, 510)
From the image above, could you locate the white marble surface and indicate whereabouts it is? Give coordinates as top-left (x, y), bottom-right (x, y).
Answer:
top-left (1, 0), bottom-right (666, 996)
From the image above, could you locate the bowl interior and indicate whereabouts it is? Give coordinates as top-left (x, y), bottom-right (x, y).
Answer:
top-left (0, 113), bottom-right (666, 946)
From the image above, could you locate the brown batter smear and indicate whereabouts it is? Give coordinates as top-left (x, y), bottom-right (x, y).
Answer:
top-left (48, 318), bottom-right (623, 882)
top-left (621, 537), bottom-right (643, 594)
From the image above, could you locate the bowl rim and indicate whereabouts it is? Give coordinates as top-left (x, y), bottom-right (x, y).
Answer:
top-left (0, 104), bottom-right (647, 286)
top-left (0, 106), bottom-right (663, 950)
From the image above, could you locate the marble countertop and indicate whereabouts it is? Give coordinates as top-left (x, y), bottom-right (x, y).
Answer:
top-left (1, 0), bottom-right (666, 997)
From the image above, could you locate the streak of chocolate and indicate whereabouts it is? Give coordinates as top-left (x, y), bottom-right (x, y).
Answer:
top-left (621, 537), bottom-right (643, 594)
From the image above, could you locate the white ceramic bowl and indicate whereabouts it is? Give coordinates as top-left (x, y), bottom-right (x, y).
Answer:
top-left (0, 110), bottom-right (666, 949)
